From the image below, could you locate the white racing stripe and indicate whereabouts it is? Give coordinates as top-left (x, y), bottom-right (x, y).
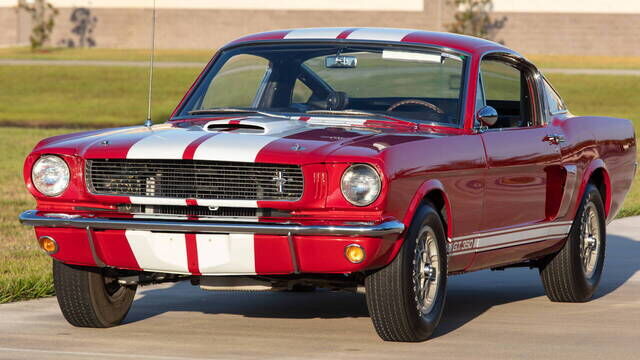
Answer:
top-left (475, 224), bottom-right (572, 249)
top-left (126, 231), bottom-right (190, 274)
top-left (196, 234), bottom-right (256, 275)
top-left (346, 28), bottom-right (414, 41)
top-left (125, 231), bottom-right (256, 275)
top-left (475, 235), bottom-right (568, 254)
top-left (284, 28), bottom-right (349, 39)
top-left (450, 221), bottom-right (573, 256)
top-left (193, 125), bottom-right (309, 162)
top-left (454, 221), bottom-right (573, 241)
top-left (192, 133), bottom-right (277, 162)
top-left (126, 129), bottom-right (201, 159)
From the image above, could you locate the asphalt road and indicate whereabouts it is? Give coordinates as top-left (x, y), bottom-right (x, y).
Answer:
top-left (1, 217), bottom-right (639, 360)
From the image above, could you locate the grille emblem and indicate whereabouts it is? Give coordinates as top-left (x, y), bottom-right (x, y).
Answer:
top-left (272, 171), bottom-right (288, 193)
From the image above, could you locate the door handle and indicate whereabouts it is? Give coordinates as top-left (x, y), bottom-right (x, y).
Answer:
top-left (543, 134), bottom-right (566, 144)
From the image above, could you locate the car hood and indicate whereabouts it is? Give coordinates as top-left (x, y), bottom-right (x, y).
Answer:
top-left (33, 116), bottom-right (441, 165)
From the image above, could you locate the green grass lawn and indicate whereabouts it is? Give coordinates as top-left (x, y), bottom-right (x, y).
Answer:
top-left (0, 128), bottom-right (68, 303)
top-left (0, 47), bottom-right (212, 63)
top-left (527, 55), bottom-right (640, 70)
top-left (0, 65), bottom-right (201, 128)
top-left (2, 47), bottom-right (639, 70)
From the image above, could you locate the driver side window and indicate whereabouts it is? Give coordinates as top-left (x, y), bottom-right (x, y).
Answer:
top-left (480, 59), bottom-right (534, 129)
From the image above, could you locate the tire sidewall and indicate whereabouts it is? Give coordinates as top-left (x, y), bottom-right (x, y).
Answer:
top-left (569, 184), bottom-right (606, 296)
top-left (87, 270), bottom-right (137, 326)
top-left (401, 203), bottom-right (448, 338)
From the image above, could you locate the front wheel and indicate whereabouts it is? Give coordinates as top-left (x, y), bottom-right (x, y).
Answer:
top-left (53, 261), bottom-right (137, 328)
top-left (365, 203), bottom-right (448, 342)
top-left (539, 183), bottom-right (606, 302)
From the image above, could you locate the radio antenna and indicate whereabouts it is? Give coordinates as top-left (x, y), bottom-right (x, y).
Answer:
top-left (144, 0), bottom-right (157, 128)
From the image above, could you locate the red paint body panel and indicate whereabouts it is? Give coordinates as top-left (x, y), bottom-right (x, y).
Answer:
top-left (22, 28), bottom-right (637, 278)
top-left (35, 227), bottom-right (97, 267)
top-left (253, 235), bottom-right (295, 274)
top-left (480, 126), bottom-right (562, 229)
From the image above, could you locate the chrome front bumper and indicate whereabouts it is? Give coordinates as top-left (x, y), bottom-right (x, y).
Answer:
top-left (19, 210), bottom-right (405, 237)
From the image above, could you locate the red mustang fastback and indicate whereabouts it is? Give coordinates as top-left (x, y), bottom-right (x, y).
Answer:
top-left (20, 28), bottom-right (637, 342)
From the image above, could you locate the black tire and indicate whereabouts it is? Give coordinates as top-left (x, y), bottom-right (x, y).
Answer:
top-left (53, 260), bottom-right (137, 328)
top-left (539, 183), bottom-right (606, 302)
top-left (365, 203), bottom-right (448, 342)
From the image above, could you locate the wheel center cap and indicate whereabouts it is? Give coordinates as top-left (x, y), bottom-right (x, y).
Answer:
top-left (423, 264), bottom-right (436, 280)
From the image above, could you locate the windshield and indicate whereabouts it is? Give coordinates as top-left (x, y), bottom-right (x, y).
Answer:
top-left (176, 44), bottom-right (468, 126)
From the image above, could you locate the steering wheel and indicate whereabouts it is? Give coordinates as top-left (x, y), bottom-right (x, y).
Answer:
top-left (386, 99), bottom-right (444, 114)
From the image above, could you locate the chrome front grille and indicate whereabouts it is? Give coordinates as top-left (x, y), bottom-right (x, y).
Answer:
top-left (86, 159), bottom-right (304, 201)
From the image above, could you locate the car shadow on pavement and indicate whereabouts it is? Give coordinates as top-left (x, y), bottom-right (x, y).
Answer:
top-left (125, 234), bottom-right (640, 337)
top-left (434, 233), bottom-right (640, 338)
top-left (125, 284), bottom-right (370, 322)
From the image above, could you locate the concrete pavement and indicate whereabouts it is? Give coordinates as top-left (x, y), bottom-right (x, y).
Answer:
top-left (1, 216), bottom-right (639, 360)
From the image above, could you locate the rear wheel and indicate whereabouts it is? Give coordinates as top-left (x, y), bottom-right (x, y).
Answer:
top-left (365, 203), bottom-right (447, 342)
top-left (53, 261), bottom-right (137, 327)
top-left (539, 184), bottom-right (606, 302)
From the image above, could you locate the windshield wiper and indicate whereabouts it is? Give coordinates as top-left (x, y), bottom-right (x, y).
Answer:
top-left (188, 108), bottom-right (291, 120)
top-left (306, 109), bottom-right (417, 128)
top-left (305, 109), bottom-right (378, 117)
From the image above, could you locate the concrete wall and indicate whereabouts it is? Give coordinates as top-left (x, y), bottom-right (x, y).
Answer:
top-left (1, 0), bottom-right (639, 56)
top-left (493, 12), bottom-right (640, 56)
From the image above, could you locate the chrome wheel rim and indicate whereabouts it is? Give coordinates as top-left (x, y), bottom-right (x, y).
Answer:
top-left (413, 226), bottom-right (440, 316)
top-left (580, 202), bottom-right (600, 278)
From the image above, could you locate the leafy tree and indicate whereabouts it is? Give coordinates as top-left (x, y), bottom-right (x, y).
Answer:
top-left (18, 0), bottom-right (59, 50)
top-left (446, 0), bottom-right (507, 41)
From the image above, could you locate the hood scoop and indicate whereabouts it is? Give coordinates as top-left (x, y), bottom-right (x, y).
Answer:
top-left (203, 117), bottom-right (306, 136)
top-left (205, 123), bottom-right (265, 134)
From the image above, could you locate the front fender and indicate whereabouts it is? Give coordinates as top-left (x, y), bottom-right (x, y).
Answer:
top-left (401, 179), bottom-right (453, 238)
top-left (374, 179), bottom-right (454, 270)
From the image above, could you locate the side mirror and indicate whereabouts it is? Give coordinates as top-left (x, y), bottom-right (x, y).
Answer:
top-left (476, 105), bottom-right (498, 127)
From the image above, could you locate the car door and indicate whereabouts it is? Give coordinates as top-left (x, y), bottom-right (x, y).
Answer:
top-left (471, 57), bottom-right (563, 268)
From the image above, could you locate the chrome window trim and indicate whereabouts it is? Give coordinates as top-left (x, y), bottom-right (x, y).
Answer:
top-left (172, 40), bottom-right (472, 130)
top-left (477, 51), bottom-right (545, 130)
top-left (541, 76), bottom-right (569, 116)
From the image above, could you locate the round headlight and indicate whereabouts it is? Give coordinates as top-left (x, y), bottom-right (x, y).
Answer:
top-left (341, 164), bottom-right (381, 206)
top-left (32, 155), bottom-right (70, 197)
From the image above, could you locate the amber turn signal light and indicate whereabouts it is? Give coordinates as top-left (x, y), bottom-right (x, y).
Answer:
top-left (38, 236), bottom-right (58, 254)
top-left (344, 244), bottom-right (365, 264)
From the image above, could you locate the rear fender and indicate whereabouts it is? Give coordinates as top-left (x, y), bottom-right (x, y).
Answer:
top-left (574, 159), bottom-right (611, 219)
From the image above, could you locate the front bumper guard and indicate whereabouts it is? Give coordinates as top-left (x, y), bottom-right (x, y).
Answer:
top-left (19, 210), bottom-right (405, 237)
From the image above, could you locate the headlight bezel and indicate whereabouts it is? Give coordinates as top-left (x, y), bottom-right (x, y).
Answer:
top-left (340, 163), bottom-right (382, 207)
top-left (31, 155), bottom-right (71, 197)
